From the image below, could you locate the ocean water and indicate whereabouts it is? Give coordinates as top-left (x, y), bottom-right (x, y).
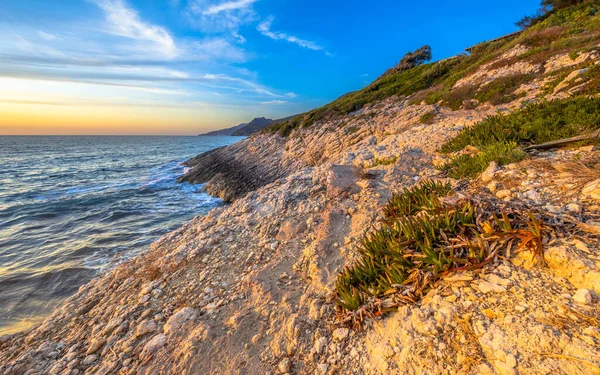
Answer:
top-left (0, 135), bottom-right (242, 335)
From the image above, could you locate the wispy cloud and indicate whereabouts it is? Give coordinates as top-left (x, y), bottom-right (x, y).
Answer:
top-left (90, 0), bottom-right (179, 58)
top-left (187, 0), bottom-right (257, 34)
top-left (257, 16), bottom-right (324, 52)
top-left (260, 100), bottom-right (287, 105)
top-left (37, 31), bottom-right (59, 41)
top-left (203, 0), bottom-right (257, 15)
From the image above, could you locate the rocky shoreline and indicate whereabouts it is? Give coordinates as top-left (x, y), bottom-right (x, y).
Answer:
top-left (3, 37), bottom-right (600, 375)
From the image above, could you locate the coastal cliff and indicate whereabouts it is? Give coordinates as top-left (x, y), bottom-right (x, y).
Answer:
top-left (3, 3), bottom-right (600, 374)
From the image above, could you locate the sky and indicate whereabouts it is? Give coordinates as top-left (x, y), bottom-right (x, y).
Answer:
top-left (0, 0), bottom-right (541, 135)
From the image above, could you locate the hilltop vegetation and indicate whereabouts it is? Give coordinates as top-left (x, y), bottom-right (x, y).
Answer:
top-left (267, 0), bottom-right (600, 137)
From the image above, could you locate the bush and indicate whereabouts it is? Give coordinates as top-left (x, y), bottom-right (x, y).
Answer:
top-left (395, 45), bottom-right (432, 71)
top-left (419, 111), bottom-right (437, 124)
top-left (440, 97), bottom-right (600, 177)
top-left (334, 180), bottom-right (543, 321)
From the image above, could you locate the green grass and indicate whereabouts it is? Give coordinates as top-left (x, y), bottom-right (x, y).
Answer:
top-left (370, 156), bottom-right (398, 167)
top-left (419, 111), bottom-right (437, 124)
top-left (439, 97), bottom-right (600, 178)
top-left (334, 180), bottom-right (543, 318)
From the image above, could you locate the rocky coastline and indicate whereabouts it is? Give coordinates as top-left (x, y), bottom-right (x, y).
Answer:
top-left (3, 12), bottom-right (600, 374)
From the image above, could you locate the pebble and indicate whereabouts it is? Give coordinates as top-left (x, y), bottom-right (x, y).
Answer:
top-left (566, 203), bottom-right (582, 214)
top-left (544, 205), bottom-right (562, 214)
top-left (481, 161), bottom-right (498, 182)
top-left (314, 337), bottom-right (328, 354)
top-left (478, 281), bottom-right (507, 294)
top-left (278, 358), bottom-right (291, 373)
top-left (318, 363), bottom-right (328, 374)
top-left (333, 328), bottom-right (350, 341)
top-left (86, 338), bottom-right (106, 355)
top-left (164, 307), bottom-right (198, 335)
top-left (142, 334), bottom-right (167, 354)
top-left (136, 320), bottom-right (157, 337)
top-left (582, 179), bottom-right (600, 200)
top-left (82, 355), bottom-right (98, 366)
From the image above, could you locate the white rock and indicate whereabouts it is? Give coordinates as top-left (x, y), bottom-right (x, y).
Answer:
top-left (573, 289), bottom-right (593, 305)
top-left (544, 205), bottom-right (562, 214)
top-left (478, 281), bottom-right (506, 294)
top-left (278, 358), bottom-right (291, 373)
top-left (332, 328), bottom-right (350, 341)
top-left (142, 334), bottom-right (167, 354)
top-left (318, 363), bottom-right (328, 374)
top-left (314, 337), bottom-right (328, 354)
top-left (582, 179), bottom-right (600, 200)
top-left (82, 354), bottom-right (98, 366)
top-left (523, 190), bottom-right (541, 204)
top-left (481, 161), bottom-right (498, 182)
top-left (136, 320), bottom-right (157, 337)
top-left (86, 338), bottom-right (106, 355)
top-left (164, 307), bottom-right (198, 335)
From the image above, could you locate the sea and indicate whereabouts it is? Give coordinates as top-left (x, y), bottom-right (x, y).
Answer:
top-left (0, 135), bottom-right (243, 335)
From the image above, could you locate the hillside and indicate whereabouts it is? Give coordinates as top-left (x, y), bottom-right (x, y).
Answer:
top-left (232, 117), bottom-right (274, 136)
top-left (199, 122), bottom-right (249, 136)
top-left (3, 2), bottom-right (600, 375)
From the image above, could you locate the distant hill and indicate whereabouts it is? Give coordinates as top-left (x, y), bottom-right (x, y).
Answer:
top-left (200, 115), bottom-right (297, 136)
top-left (199, 122), bottom-right (249, 136)
top-left (232, 117), bottom-right (273, 136)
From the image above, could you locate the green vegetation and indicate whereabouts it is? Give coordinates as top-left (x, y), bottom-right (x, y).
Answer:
top-left (335, 181), bottom-right (543, 322)
top-left (440, 97), bottom-right (600, 178)
top-left (419, 111), bottom-right (437, 124)
top-left (267, 1), bottom-right (600, 137)
top-left (370, 156), bottom-right (398, 167)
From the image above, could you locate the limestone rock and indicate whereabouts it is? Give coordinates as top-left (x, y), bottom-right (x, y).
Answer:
top-left (142, 334), bottom-right (167, 354)
top-left (481, 161), bottom-right (498, 182)
top-left (136, 320), bottom-right (157, 337)
top-left (86, 338), bottom-right (106, 355)
top-left (478, 281), bottom-right (506, 294)
top-left (278, 358), bottom-right (291, 373)
top-left (164, 307), bottom-right (198, 336)
top-left (582, 179), bottom-right (600, 201)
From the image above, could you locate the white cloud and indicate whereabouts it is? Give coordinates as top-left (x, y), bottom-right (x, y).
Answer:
top-left (260, 100), bottom-right (287, 105)
top-left (38, 31), bottom-right (59, 41)
top-left (203, 0), bottom-right (257, 15)
top-left (202, 73), bottom-right (279, 96)
top-left (187, 0), bottom-right (257, 33)
top-left (90, 0), bottom-right (179, 58)
top-left (257, 16), bottom-right (324, 52)
top-left (185, 38), bottom-right (248, 62)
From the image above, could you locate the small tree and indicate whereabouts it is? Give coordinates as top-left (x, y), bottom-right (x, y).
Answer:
top-left (396, 45), bottom-right (432, 71)
top-left (517, 0), bottom-right (586, 29)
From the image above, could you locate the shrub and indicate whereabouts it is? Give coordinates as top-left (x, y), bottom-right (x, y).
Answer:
top-left (440, 97), bottom-right (600, 177)
top-left (395, 45), bottom-right (432, 71)
top-left (419, 111), bottom-right (438, 124)
top-left (334, 181), bottom-right (544, 325)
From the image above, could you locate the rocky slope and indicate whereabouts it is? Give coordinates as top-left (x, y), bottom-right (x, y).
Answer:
top-left (3, 4), bottom-right (600, 375)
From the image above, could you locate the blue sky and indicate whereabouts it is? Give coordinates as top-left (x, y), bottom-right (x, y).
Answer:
top-left (0, 0), bottom-right (541, 134)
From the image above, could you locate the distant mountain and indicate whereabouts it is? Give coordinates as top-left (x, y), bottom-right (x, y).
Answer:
top-left (232, 117), bottom-right (274, 136)
top-left (199, 115), bottom-right (299, 137)
top-left (199, 122), bottom-right (249, 136)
